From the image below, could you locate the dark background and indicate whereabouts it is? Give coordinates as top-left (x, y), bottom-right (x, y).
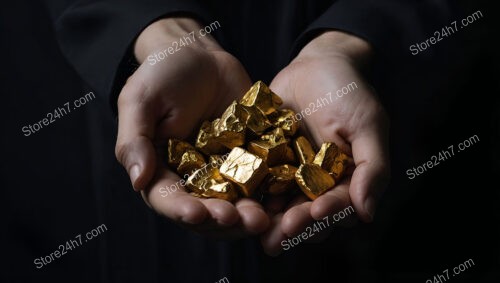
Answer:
top-left (2, 0), bottom-right (498, 282)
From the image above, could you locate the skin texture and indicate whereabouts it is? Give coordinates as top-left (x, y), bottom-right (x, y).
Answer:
top-left (260, 31), bottom-right (390, 255)
top-left (115, 17), bottom-right (390, 249)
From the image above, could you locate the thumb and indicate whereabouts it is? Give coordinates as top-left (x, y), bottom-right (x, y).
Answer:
top-left (349, 120), bottom-right (390, 222)
top-left (115, 78), bottom-right (157, 191)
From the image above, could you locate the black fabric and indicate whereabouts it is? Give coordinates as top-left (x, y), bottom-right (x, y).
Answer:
top-left (292, 0), bottom-right (452, 58)
top-left (49, 0), bottom-right (452, 110)
top-left (51, 0), bottom-right (213, 113)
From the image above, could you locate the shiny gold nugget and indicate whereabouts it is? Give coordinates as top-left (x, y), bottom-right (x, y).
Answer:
top-left (206, 182), bottom-right (238, 201)
top-left (330, 152), bottom-right (349, 181)
top-left (241, 105), bottom-right (272, 135)
top-left (186, 166), bottom-right (238, 202)
top-left (268, 109), bottom-right (299, 136)
top-left (284, 145), bottom-right (296, 164)
top-left (240, 81), bottom-right (283, 115)
top-left (313, 142), bottom-right (340, 172)
top-left (208, 155), bottom-right (226, 169)
top-left (293, 136), bottom-right (316, 164)
top-left (167, 139), bottom-right (195, 168)
top-left (260, 128), bottom-right (286, 143)
top-left (295, 163), bottom-right (335, 200)
top-left (213, 101), bottom-right (248, 148)
top-left (247, 139), bottom-right (288, 167)
top-left (263, 164), bottom-right (298, 195)
top-left (219, 147), bottom-right (268, 197)
top-left (249, 128), bottom-right (289, 166)
top-left (260, 128), bottom-right (297, 164)
top-left (177, 150), bottom-right (206, 177)
top-left (195, 120), bottom-right (226, 155)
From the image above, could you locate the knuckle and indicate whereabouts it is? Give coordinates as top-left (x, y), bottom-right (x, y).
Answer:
top-left (114, 141), bottom-right (129, 165)
top-left (117, 77), bottom-right (150, 108)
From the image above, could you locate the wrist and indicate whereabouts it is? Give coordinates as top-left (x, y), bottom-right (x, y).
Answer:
top-left (134, 17), bottom-right (222, 63)
top-left (296, 30), bottom-right (372, 66)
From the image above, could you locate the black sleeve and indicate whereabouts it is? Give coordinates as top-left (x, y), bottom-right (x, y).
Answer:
top-left (48, 0), bottom-right (211, 114)
top-left (292, 0), bottom-right (453, 58)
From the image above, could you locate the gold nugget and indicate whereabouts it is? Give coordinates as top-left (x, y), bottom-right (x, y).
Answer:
top-left (330, 152), bottom-right (349, 181)
top-left (260, 128), bottom-right (286, 143)
top-left (186, 166), bottom-right (238, 202)
top-left (313, 142), bottom-right (340, 172)
top-left (262, 164), bottom-right (298, 195)
top-left (195, 120), bottom-right (226, 155)
top-left (177, 150), bottom-right (206, 177)
top-left (284, 145), bottom-right (296, 164)
top-left (208, 155), bottom-right (226, 169)
top-left (213, 101), bottom-right (248, 148)
top-left (219, 147), bottom-right (268, 197)
top-left (295, 163), bottom-right (335, 200)
top-left (167, 139), bottom-right (195, 168)
top-left (247, 139), bottom-right (288, 167)
top-left (241, 105), bottom-right (272, 135)
top-left (249, 128), bottom-right (289, 166)
top-left (240, 81), bottom-right (283, 115)
top-left (206, 182), bottom-right (238, 201)
top-left (269, 109), bottom-right (299, 136)
top-left (293, 136), bottom-right (316, 164)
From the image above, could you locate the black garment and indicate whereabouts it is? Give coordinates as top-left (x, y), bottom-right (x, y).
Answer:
top-left (48, 0), bottom-right (451, 111)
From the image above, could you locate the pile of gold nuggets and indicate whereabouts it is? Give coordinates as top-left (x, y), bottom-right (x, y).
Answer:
top-left (167, 81), bottom-right (349, 202)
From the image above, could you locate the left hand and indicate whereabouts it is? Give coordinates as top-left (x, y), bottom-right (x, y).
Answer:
top-left (260, 31), bottom-right (391, 255)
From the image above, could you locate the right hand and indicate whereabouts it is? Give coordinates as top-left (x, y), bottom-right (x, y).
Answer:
top-left (115, 17), bottom-right (269, 238)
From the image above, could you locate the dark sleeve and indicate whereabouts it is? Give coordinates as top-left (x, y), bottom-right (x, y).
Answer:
top-left (50, 0), bottom-right (211, 114)
top-left (292, 0), bottom-right (453, 58)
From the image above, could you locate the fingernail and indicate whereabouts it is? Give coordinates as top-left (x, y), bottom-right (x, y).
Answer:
top-left (129, 164), bottom-right (141, 191)
top-left (364, 197), bottom-right (377, 222)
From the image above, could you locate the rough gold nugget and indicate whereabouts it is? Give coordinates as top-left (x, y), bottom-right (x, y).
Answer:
top-left (247, 139), bottom-right (288, 167)
top-left (269, 109), bottom-right (298, 136)
top-left (195, 120), bottom-right (226, 155)
top-left (186, 166), bottom-right (238, 202)
top-left (241, 105), bottom-right (272, 135)
top-left (313, 142), bottom-right (349, 180)
top-left (260, 127), bottom-right (286, 143)
top-left (240, 81), bottom-right (283, 115)
top-left (167, 139), bottom-right (195, 168)
top-left (208, 155), bottom-right (226, 169)
top-left (213, 101), bottom-right (248, 148)
top-left (219, 147), bottom-right (268, 197)
top-left (313, 142), bottom-right (339, 171)
top-left (284, 145), bottom-right (297, 164)
top-left (263, 164), bottom-right (298, 195)
top-left (313, 142), bottom-right (348, 181)
top-left (177, 150), bottom-right (206, 177)
top-left (295, 163), bottom-right (335, 200)
top-left (248, 128), bottom-right (289, 166)
top-left (293, 136), bottom-right (316, 164)
top-left (330, 152), bottom-right (349, 181)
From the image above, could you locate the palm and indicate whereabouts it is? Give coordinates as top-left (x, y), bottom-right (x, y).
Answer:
top-left (271, 57), bottom-right (380, 148)
top-left (261, 55), bottom-right (389, 254)
top-left (134, 48), bottom-right (252, 140)
top-left (118, 47), bottom-right (269, 238)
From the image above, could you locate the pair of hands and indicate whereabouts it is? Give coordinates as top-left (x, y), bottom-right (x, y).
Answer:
top-left (115, 17), bottom-right (390, 255)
